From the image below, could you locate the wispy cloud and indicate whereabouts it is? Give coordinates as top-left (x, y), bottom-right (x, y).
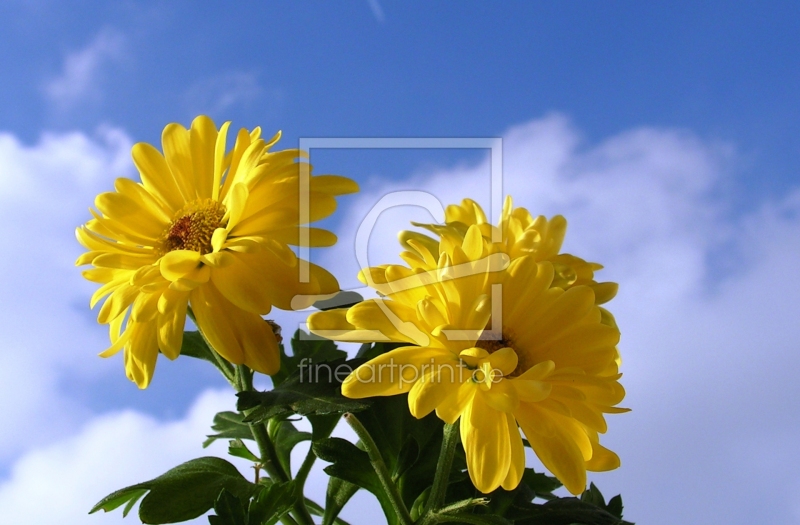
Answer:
top-left (184, 71), bottom-right (265, 116)
top-left (42, 28), bottom-right (126, 111)
top-left (367, 0), bottom-right (385, 22)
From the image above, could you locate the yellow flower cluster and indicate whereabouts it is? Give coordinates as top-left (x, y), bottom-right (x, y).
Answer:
top-left (309, 197), bottom-right (627, 494)
top-left (78, 117), bottom-right (627, 497)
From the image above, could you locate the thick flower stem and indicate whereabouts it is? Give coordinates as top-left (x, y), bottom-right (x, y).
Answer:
top-left (233, 366), bottom-right (316, 525)
top-left (421, 422), bottom-right (460, 519)
top-left (344, 413), bottom-right (414, 525)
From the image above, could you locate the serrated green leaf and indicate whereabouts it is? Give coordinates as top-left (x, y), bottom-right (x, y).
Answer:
top-left (433, 513), bottom-right (512, 525)
top-left (308, 414), bottom-right (341, 442)
top-left (392, 435), bottom-right (420, 481)
top-left (204, 411), bottom-right (254, 448)
top-left (228, 439), bottom-right (260, 462)
top-left (180, 331), bottom-right (219, 365)
top-left (247, 481), bottom-right (295, 525)
top-left (271, 330), bottom-right (348, 386)
top-left (269, 419), bottom-right (311, 475)
top-left (355, 394), bottom-right (443, 509)
top-left (322, 476), bottom-right (359, 525)
top-left (313, 437), bottom-right (398, 525)
top-left (122, 489), bottom-right (147, 517)
top-left (581, 482), bottom-right (606, 507)
top-left (236, 358), bottom-right (370, 423)
top-left (90, 485), bottom-right (149, 515)
top-left (90, 457), bottom-right (257, 524)
top-left (522, 469), bottom-right (562, 499)
top-left (605, 495), bottom-right (624, 519)
top-left (512, 497), bottom-right (628, 525)
top-left (209, 489), bottom-right (246, 525)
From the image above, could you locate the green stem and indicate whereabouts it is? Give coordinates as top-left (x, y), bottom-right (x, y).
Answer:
top-left (294, 445), bottom-right (318, 488)
top-left (344, 413), bottom-right (414, 525)
top-left (235, 366), bottom-right (314, 525)
top-left (422, 422), bottom-right (460, 518)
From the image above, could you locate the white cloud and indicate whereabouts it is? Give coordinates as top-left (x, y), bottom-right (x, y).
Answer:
top-left (316, 114), bottom-right (800, 524)
top-left (0, 125), bottom-right (133, 464)
top-left (0, 389), bottom-right (237, 525)
top-left (42, 28), bottom-right (126, 110)
top-left (0, 386), bottom-right (384, 525)
top-left (1, 114), bottom-right (798, 524)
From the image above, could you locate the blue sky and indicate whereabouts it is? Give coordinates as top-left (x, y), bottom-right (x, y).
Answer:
top-left (1, 2), bottom-right (799, 524)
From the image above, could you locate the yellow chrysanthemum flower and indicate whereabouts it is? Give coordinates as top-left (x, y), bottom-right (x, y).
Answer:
top-left (401, 196), bottom-right (619, 311)
top-left (77, 116), bottom-right (358, 388)
top-left (308, 206), bottom-right (627, 495)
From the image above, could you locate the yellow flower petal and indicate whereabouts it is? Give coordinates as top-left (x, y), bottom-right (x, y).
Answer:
top-left (462, 391), bottom-right (511, 493)
top-left (157, 288), bottom-right (189, 360)
top-left (517, 403), bottom-right (588, 495)
top-left (190, 283), bottom-right (279, 375)
top-left (341, 346), bottom-right (452, 399)
top-left (501, 413), bottom-right (525, 490)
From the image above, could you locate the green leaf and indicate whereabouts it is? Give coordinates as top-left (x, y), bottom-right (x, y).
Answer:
top-left (512, 497), bottom-right (630, 525)
top-left (90, 457), bottom-right (258, 524)
top-left (204, 411), bottom-right (254, 448)
top-left (579, 484), bottom-right (628, 522)
top-left (181, 331), bottom-right (219, 366)
top-left (312, 291), bottom-right (363, 311)
top-left (228, 439), bottom-right (260, 462)
top-left (269, 419), bottom-right (311, 475)
top-left (433, 513), bottom-right (512, 525)
top-left (207, 482), bottom-right (296, 525)
top-left (89, 486), bottom-right (147, 516)
top-left (308, 414), bottom-right (342, 442)
top-left (605, 495), bottom-right (624, 519)
top-left (322, 476), bottom-right (359, 525)
top-left (355, 394), bottom-right (443, 509)
top-left (313, 437), bottom-right (398, 525)
top-left (236, 358), bottom-right (370, 423)
top-left (522, 469), bottom-right (562, 500)
top-left (246, 481), bottom-right (296, 525)
top-left (271, 330), bottom-right (348, 387)
top-left (208, 489), bottom-right (246, 525)
top-left (581, 482), bottom-right (606, 507)
top-left (392, 435), bottom-right (420, 481)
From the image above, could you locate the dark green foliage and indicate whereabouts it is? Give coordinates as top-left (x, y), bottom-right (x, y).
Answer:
top-left (179, 331), bottom-right (220, 366)
top-left (322, 476), bottom-right (359, 525)
top-left (207, 482), bottom-right (295, 525)
top-left (89, 457), bottom-right (258, 524)
top-left (312, 291), bottom-right (364, 312)
top-left (237, 331), bottom-right (369, 423)
top-left (271, 330), bottom-right (348, 387)
top-left (203, 411), bottom-right (254, 448)
top-left (236, 357), bottom-right (370, 423)
top-left (227, 439), bottom-right (260, 462)
top-left (269, 419), bottom-right (311, 475)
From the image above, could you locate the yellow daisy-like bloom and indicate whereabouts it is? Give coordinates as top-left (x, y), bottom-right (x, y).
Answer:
top-left (308, 210), bottom-right (627, 495)
top-left (77, 116), bottom-right (358, 388)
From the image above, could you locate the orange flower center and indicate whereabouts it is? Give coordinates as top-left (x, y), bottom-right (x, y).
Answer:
top-left (475, 328), bottom-right (532, 377)
top-left (160, 199), bottom-right (226, 255)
